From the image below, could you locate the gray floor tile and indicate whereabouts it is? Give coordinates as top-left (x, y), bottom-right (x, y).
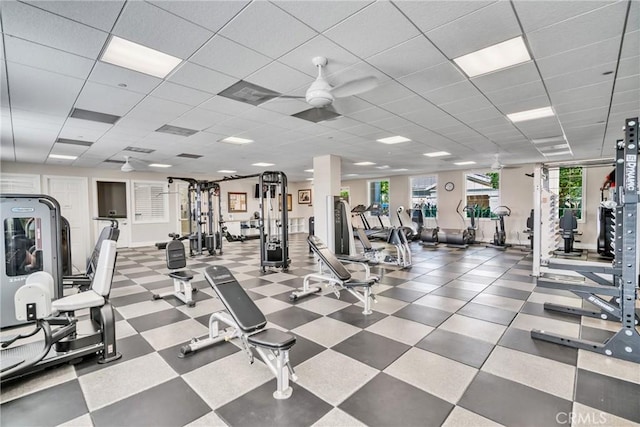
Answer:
top-left (378, 287), bottom-right (425, 302)
top-left (416, 329), bottom-right (495, 368)
top-left (288, 334), bottom-right (327, 367)
top-left (266, 306), bottom-right (323, 330)
top-left (74, 334), bottom-right (155, 377)
top-left (0, 380), bottom-right (88, 427)
top-left (110, 290), bottom-right (154, 307)
top-left (126, 308), bottom-right (191, 333)
top-left (458, 372), bottom-right (572, 427)
top-left (431, 286), bottom-right (479, 301)
top-left (498, 327), bottom-right (578, 366)
top-left (216, 380), bottom-right (332, 427)
top-left (332, 331), bottom-right (410, 370)
top-left (484, 285), bottom-right (531, 300)
top-left (519, 301), bottom-right (582, 323)
top-left (339, 373), bottom-right (453, 427)
top-left (158, 340), bottom-right (240, 375)
top-left (575, 369), bottom-right (640, 423)
top-left (457, 302), bottom-right (518, 326)
top-left (327, 306), bottom-right (387, 329)
top-left (91, 378), bottom-right (211, 427)
top-left (393, 304), bottom-right (452, 327)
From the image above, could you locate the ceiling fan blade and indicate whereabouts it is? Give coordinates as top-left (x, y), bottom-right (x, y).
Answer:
top-left (331, 76), bottom-right (378, 98)
top-left (276, 95), bottom-right (306, 99)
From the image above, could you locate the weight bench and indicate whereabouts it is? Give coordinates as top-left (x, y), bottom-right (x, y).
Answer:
top-left (152, 239), bottom-right (196, 307)
top-left (179, 266), bottom-right (297, 399)
top-left (290, 235), bottom-right (379, 314)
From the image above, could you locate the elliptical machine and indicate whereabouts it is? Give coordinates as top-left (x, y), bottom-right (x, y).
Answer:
top-left (488, 206), bottom-right (511, 249)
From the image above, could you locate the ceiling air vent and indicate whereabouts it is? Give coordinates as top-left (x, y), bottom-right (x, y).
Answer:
top-left (55, 138), bottom-right (93, 147)
top-left (70, 108), bottom-right (120, 124)
top-left (177, 153), bottom-right (203, 159)
top-left (125, 146), bottom-right (155, 154)
top-left (218, 80), bottom-right (281, 106)
top-left (104, 159), bottom-right (125, 164)
top-left (292, 107), bottom-right (341, 123)
top-left (156, 124), bottom-right (198, 137)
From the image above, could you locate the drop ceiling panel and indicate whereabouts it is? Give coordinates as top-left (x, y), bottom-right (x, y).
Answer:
top-left (368, 115), bottom-right (416, 131)
top-left (2, 1), bottom-right (109, 58)
top-left (219, 2), bottom-right (316, 59)
top-left (278, 35), bottom-right (360, 77)
top-left (11, 109), bottom-right (67, 130)
top-left (399, 62), bottom-right (466, 95)
top-left (548, 80), bottom-right (613, 105)
top-left (612, 88), bottom-right (639, 105)
top-left (126, 97), bottom-right (192, 126)
top-left (614, 75), bottom-right (640, 93)
top-left (7, 62), bottom-right (84, 117)
top-left (395, 1), bottom-right (494, 33)
top-left (559, 107), bottom-right (609, 128)
top-left (89, 62), bottom-right (162, 94)
top-left (245, 61), bottom-right (313, 94)
top-left (346, 108), bottom-right (390, 125)
top-left (367, 35), bottom-right (448, 79)
top-left (454, 106), bottom-right (504, 124)
top-left (327, 61), bottom-right (392, 87)
top-left (324, 2), bottom-right (420, 59)
top-left (149, 1), bottom-right (249, 32)
top-left (260, 99), bottom-right (310, 116)
top-left (168, 62), bottom-right (238, 94)
top-left (24, 1), bottom-right (125, 32)
top-left (512, 1), bottom-right (616, 33)
top-left (168, 108), bottom-right (231, 131)
top-left (423, 80), bottom-right (483, 105)
top-left (426, 1), bottom-right (521, 58)
top-left (240, 107), bottom-right (288, 125)
top-left (4, 36), bottom-right (94, 80)
top-left (75, 82), bottom-right (145, 116)
top-left (151, 82), bottom-right (212, 107)
top-left (190, 35), bottom-right (272, 80)
top-left (332, 97), bottom-right (375, 115)
top-left (527, 2), bottom-right (627, 58)
top-left (472, 62), bottom-right (540, 93)
top-left (1, 63), bottom-right (9, 109)
top-left (199, 96), bottom-right (255, 116)
top-left (536, 36), bottom-right (621, 78)
top-left (616, 55), bottom-right (640, 78)
top-left (273, 0), bottom-right (372, 33)
top-left (357, 80), bottom-right (416, 105)
top-left (113, 1), bottom-right (213, 59)
top-left (439, 95), bottom-right (495, 115)
top-left (555, 96), bottom-right (611, 115)
top-left (544, 63), bottom-right (616, 93)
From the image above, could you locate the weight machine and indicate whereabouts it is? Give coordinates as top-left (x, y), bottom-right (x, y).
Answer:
top-left (531, 117), bottom-right (640, 363)
top-left (258, 171), bottom-right (290, 272)
top-left (488, 206), bottom-right (511, 250)
top-left (167, 177), bottom-right (222, 256)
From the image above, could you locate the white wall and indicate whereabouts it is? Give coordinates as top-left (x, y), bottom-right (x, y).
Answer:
top-left (1, 162), bottom-right (312, 253)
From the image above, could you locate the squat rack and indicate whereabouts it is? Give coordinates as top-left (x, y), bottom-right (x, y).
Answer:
top-left (531, 117), bottom-right (639, 363)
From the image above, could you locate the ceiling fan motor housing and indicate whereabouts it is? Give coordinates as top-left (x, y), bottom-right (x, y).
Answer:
top-left (306, 79), bottom-right (334, 108)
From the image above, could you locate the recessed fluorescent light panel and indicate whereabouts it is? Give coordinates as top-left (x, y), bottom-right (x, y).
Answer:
top-left (306, 178), bottom-right (314, 181)
top-left (304, 169), bottom-right (314, 173)
top-left (345, 174), bottom-right (359, 177)
top-left (100, 36), bottom-right (182, 78)
top-left (49, 154), bottom-right (77, 160)
top-left (507, 106), bottom-right (555, 123)
top-left (454, 161), bottom-right (476, 166)
top-left (377, 136), bottom-right (410, 144)
top-left (544, 150), bottom-right (572, 156)
top-left (531, 136), bottom-right (565, 144)
top-left (376, 165), bottom-right (390, 169)
top-left (424, 151), bottom-right (450, 157)
top-left (156, 124), bottom-right (198, 137)
top-left (354, 161), bottom-right (376, 166)
top-left (252, 162), bottom-right (274, 167)
top-left (218, 170), bottom-right (237, 174)
top-left (149, 163), bottom-right (172, 168)
top-left (392, 169), bottom-right (408, 172)
top-left (454, 36), bottom-right (531, 78)
top-left (220, 137), bottom-right (253, 145)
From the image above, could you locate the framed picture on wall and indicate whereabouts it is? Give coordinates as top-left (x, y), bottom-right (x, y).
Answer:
top-left (228, 192), bottom-right (247, 212)
top-left (298, 189), bottom-right (312, 204)
top-left (278, 194), bottom-right (293, 211)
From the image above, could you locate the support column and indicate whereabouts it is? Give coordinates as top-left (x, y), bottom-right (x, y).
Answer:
top-left (313, 155), bottom-right (341, 246)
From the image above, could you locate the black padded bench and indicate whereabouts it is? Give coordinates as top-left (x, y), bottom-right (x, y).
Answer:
top-left (180, 266), bottom-right (297, 399)
top-left (290, 235), bottom-right (379, 314)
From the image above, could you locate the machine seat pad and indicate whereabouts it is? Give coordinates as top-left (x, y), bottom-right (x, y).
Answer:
top-left (337, 255), bottom-right (370, 264)
top-left (51, 291), bottom-right (104, 312)
top-left (247, 329), bottom-right (296, 350)
top-left (169, 270), bottom-right (193, 281)
top-left (343, 277), bottom-right (378, 288)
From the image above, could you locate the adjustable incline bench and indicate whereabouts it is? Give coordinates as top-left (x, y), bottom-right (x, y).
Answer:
top-left (290, 235), bottom-right (379, 314)
top-left (179, 266), bottom-right (297, 399)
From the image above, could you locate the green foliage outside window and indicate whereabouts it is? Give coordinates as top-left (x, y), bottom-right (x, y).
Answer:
top-left (558, 167), bottom-right (583, 219)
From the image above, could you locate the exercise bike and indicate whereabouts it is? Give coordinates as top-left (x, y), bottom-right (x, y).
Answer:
top-left (488, 206), bottom-right (511, 250)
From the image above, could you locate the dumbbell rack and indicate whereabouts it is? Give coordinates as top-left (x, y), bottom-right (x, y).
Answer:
top-left (531, 117), bottom-right (640, 363)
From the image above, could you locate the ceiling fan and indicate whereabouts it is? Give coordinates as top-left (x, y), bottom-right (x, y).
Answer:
top-left (121, 156), bottom-right (135, 172)
top-left (276, 57), bottom-right (379, 122)
top-left (491, 154), bottom-right (504, 171)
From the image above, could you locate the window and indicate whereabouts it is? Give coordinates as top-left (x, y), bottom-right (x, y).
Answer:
top-left (0, 173), bottom-right (40, 193)
top-left (411, 175), bottom-right (437, 218)
top-left (465, 172), bottom-right (500, 218)
top-left (367, 179), bottom-right (389, 216)
top-left (133, 181), bottom-right (169, 223)
top-left (549, 166), bottom-right (583, 220)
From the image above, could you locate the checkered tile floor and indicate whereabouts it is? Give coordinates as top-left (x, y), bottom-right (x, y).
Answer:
top-left (2, 235), bottom-right (639, 426)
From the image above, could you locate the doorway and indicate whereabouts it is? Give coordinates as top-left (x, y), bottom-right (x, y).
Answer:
top-left (93, 179), bottom-right (131, 248)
